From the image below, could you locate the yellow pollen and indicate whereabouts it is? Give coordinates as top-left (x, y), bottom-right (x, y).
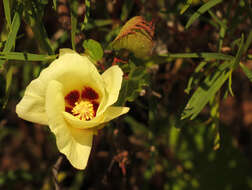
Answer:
top-left (71, 101), bottom-right (95, 121)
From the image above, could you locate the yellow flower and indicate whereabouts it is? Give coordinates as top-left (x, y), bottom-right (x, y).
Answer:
top-left (16, 49), bottom-right (129, 170)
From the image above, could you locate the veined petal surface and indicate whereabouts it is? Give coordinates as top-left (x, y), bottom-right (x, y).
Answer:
top-left (16, 78), bottom-right (48, 125)
top-left (39, 51), bottom-right (105, 96)
top-left (103, 106), bottom-right (130, 123)
top-left (98, 65), bottom-right (123, 115)
top-left (45, 80), bottom-right (93, 169)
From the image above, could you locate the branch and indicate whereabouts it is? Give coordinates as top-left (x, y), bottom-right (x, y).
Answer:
top-left (52, 155), bottom-right (64, 190)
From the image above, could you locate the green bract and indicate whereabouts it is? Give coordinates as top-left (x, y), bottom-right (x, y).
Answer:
top-left (110, 16), bottom-right (154, 59)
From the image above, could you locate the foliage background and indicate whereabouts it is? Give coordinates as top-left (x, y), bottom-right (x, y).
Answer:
top-left (0, 0), bottom-right (252, 189)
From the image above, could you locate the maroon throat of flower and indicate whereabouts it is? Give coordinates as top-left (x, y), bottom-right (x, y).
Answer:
top-left (64, 87), bottom-right (99, 121)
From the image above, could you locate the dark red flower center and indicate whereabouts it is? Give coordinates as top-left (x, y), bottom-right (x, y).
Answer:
top-left (64, 86), bottom-right (100, 121)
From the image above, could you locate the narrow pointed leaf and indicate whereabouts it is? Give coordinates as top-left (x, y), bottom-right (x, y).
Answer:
top-left (180, 0), bottom-right (193, 14)
top-left (53, 0), bottom-right (57, 10)
top-left (0, 12), bottom-right (21, 69)
top-left (159, 52), bottom-right (234, 60)
top-left (185, 61), bottom-right (207, 94)
top-left (24, 1), bottom-right (54, 54)
top-left (228, 71), bottom-right (234, 96)
top-left (84, 0), bottom-right (90, 24)
top-left (243, 30), bottom-right (252, 55)
top-left (0, 52), bottom-right (57, 61)
top-left (70, 0), bottom-right (78, 50)
top-left (5, 66), bottom-right (14, 93)
top-left (3, 0), bottom-right (11, 29)
top-left (209, 97), bottom-right (221, 150)
top-left (231, 34), bottom-right (244, 69)
top-left (240, 63), bottom-right (252, 83)
top-left (181, 62), bottom-right (230, 120)
top-left (185, 0), bottom-right (223, 29)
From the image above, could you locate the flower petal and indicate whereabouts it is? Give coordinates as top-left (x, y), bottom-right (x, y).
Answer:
top-left (102, 65), bottom-right (123, 105)
top-left (93, 106), bottom-right (130, 131)
top-left (45, 80), bottom-right (93, 169)
top-left (64, 127), bottom-right (93, 170)
top-left (63, 106), bottom-right (129, 130)
top-left (16, 50), bottom-right (106, 126)
top-left (98, 66), bottom-right (123, 115)
top-left (27, 50), bottom-right (105, 101)
top-left (63, 111), bottom-right (105, 129)
top-left (16, 78), bottom-right (48, 125)
top-left (42, 52), bottom-right (105, 96)
top-left (59, 48), bottom-right (76, 56)
top-left (103, 106), bottom-right (129, 122)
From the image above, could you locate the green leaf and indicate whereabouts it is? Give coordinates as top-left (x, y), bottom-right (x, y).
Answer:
top-left (23, 1), bottom-right (54, 54)
top-left (185, 0), bottom-right (223, 29)
top-left (185, 61), bottom-right (207, 94)
top-left (180, 0), bottom-right (193, 15)
top-left (0, 12), bottom-right (21, 69)
top-left (81, 0), bottom-right (91, 30)
top-left (181, 62), bottom-right (230, 120)
top-left (3, 0), bottom-right (11, 29)
top-left (3, 13), bottom-right (21, 52)
top-left (208, 10), bottom-right (227, 29)
top-left (243, 30), bottom-right (252, 55)
top-left (228, 71), bottom-right (234, 96)
top-left (218, 21), bottom-right (227, 51)
top-left (124, 116), bottom-right (149, 135)
top-left (159, 52), bottom-right (234, 60)
top-left (227, 33), bottom-right (250, 96)
top-left (209, 96), bottom-right (221, 150)
top-left (82, 19), bottom-right (113, 31)
top-left (83, 39), bottom-right (103, 62)
top-left (5, 66), bottom-right (14, 93)
top-left (2, 65), bottom-right (14, 108)
top-left (120, 0), bottom-right (134, 21)
top-left (116, 65), bottom-right (149, 105)
top-left (40, 0), bottom-right (49, 5)
top-left (53, 0), bottom-right (57, 10)
top-left (0, 52), bottom-right (57, 61)
top-left (240, 63), bottom-right (252, 83)
top-left (70, 0), bottom-right (78, 50)
top-left (210, 120), bottom-right (221, 150)
top-left (231, 34), bottom-right (244, 69)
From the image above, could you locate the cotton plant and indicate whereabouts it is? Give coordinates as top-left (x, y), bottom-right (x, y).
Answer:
top-left (16, 49), bottom-right (129, 169)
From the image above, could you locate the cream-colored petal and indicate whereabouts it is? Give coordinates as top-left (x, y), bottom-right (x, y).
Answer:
top-left (16, 78), bottom-right (48, 125)
top-left (98, 66), bottom-right (123, 115)
top-left (36, 50), bottom-right (105, 97)
top-left (63, 111), bottom-right (105, 129)
top-left (102, 65), bottom-right (123, 104)
top-left (44, 80), bottom-right (65, 133)
top-left (59, 48), bottom-right (76, 57)
top-left (103, 106), bottom-right (129, 123)
top-left (64, 127), bottom-right (93, 170)
top-left (16, 50), bottom-right (106, 126)
top-left (63, 106), bottom-right (129, 130)
top-left (94, 88), bottom-right (109, 116)
top-left (92, 106), bottom-right (130, 131)
top-left (45, 80), bottom-right (94, 169)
